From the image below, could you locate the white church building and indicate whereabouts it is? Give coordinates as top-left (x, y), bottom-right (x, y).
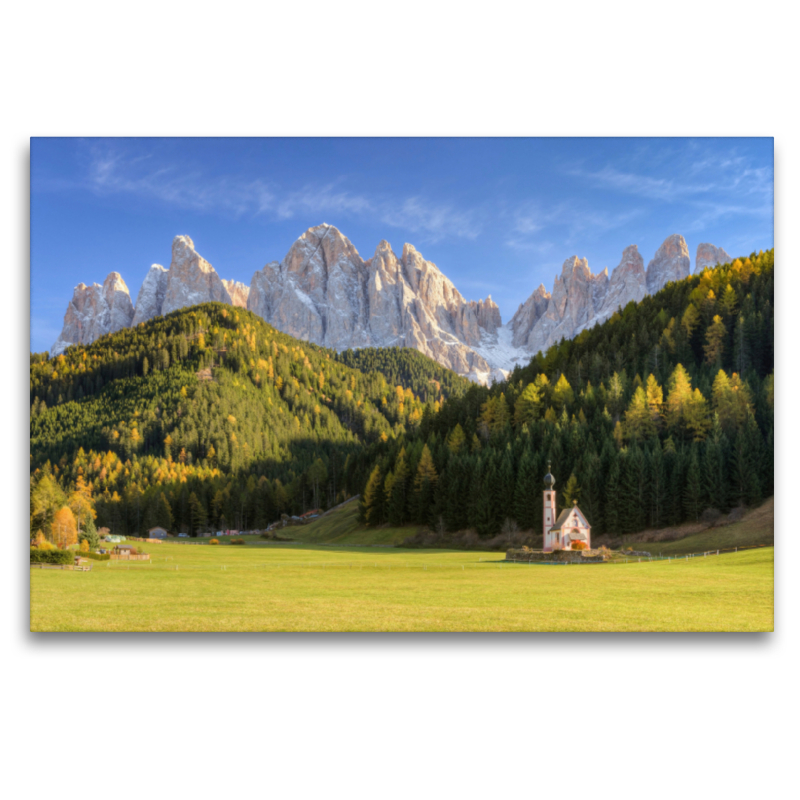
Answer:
top-left (542, 466), bottom-right (592, 551)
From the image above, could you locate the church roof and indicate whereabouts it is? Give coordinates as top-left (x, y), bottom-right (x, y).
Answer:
top-left (549, 506), bottom-right (591, 532)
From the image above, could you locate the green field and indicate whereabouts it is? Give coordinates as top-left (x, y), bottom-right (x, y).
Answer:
top-left (290, 501), bottom-right (417, 546)
top-left (30, 540), bottom-right (773, 632)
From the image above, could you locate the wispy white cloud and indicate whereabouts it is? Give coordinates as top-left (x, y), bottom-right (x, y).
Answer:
top-left (74, 145), bottom-right (482, 243)
top-left (505, 201), bottom-right (643, 252)
top-left (568, 165), bottom-right (715, 201)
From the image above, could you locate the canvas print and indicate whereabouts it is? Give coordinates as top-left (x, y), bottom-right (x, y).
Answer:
top-left (29, 137), bottom-right (774, 631)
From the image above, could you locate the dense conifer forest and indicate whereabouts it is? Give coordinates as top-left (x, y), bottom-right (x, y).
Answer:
top-left (29, 304), bottom-right (461, 539)
top-left (29, 250), bottom-right (773, 544)
top-left (355, 250), bottom-right (774, 538)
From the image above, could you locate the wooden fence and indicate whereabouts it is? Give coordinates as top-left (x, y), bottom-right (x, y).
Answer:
top-left (109, 553), bottom-right (151, 561)
top-left (30, 563), bottom-right (92, 571)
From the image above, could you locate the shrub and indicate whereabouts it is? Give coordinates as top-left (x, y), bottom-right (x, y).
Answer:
top-left (572, 541), bottom-right (588, 551)
top-left (79, 539), bottom-right (90, 552)
top-left (230, 538), bottom-right (245, 545)
top-left (79, 551), bottom-right (111, 561)
top-left (30, 548), bottom-right (73, 565)
top-left (209, 538), bottom-right (220, 545)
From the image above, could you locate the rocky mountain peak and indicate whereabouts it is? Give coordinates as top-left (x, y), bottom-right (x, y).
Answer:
top-left (645, 234), bottom-right (690, 294)
top-left (162, 236), bottom-right (231, 316)
top-left (132, 265), bottom-right (168, 326)
top-left (50, 272), bottom-right (135, 356)
top-left (696, 243), bottom-right (733, 273)
top-left (593, 243), bottom-right (646, 323)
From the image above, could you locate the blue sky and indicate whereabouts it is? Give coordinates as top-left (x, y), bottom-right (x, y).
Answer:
top-left (31, 137), bottom-right (773, 353)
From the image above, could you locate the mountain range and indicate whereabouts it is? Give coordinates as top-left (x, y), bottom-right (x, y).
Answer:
top-left (49, 224), bottom-right (732, 382)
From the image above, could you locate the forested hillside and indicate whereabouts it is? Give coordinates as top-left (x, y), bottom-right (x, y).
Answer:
top-left (29, 304), bottom-right (452, 539)
top-left (354, 250), bottom-right (774, 538)
top-left (29, 250), bottom-right (774, 546)
top-left (336, 347), bottom-right (471, 402)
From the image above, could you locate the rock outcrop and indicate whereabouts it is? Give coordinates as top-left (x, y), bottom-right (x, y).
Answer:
top-left (510, 244), bottom-right (650, 357)
top-left (695, 243), bottom-right (732, 273)
top-left (221, 279), bottom-right (250, 308)
top-left (131, 264), bottom-right (168, 326)
top-left (593, 244), bottom-right (646, 321)
top-left (51, 273), bottom-right (135, 356)
top-left (50, 224), bottom-right (735, 385)
top-left (510, 285), bottom-right (551, 348)
top-left (645, 234), bottom-right (691, 294)
top-left (510, 257), bottom-right (609, 355)
top-left (161, 236), bottom-right (232, 315)
top-left (248, 224), bottom-right (500, 378)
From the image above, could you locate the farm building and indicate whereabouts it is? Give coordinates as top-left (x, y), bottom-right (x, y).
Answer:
top-left (542, 467), bottom-right (592, 552)
top-left (148, 526), bottom-right (168, 539)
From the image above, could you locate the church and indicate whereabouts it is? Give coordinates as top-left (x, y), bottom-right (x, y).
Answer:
top-left (542, 466), bottom-right (592, 551)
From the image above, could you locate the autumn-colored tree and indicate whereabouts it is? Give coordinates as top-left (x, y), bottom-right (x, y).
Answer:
top-left (50, 506), bottom-right (78, 549)
top-left (552, 374), bottom-right (575, 410)
top-left (704, 315), bottom-right (727, 365)
top-left (514, 382), bottom-right (543, 428)
top-left (446, 424), bottom-right (466, 454)
top-left (69, 474), bottom-right (96, 540)
top-left (681, 304), bottom-right (700, 338)
top-left (645, 374), bottom-right (664, 430)
top-left (666, 364), bottom-right (693, 435)
top-left (686, 389), bottom-right (711, 441)
top-left (624, 386), bottom-right (656, 441)
top-left (30, 473), bottom-right (66, 536)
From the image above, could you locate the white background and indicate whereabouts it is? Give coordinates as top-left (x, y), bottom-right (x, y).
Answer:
top-left (3, 3), bottom-right (796, 799)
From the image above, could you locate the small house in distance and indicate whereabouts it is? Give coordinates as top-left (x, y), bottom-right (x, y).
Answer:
top-left (148, 526), bottom-right (168, 539)
top-left (542, 466), bottom-right (592, 551)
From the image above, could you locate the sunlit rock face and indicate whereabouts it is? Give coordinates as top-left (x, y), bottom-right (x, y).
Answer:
top-left (51, 225), bottom-right (734, 386)
top-left (247, 224), bottom-right (500, 380)
top-left (221, 279), bottom-right (250, 308)
top-left (132, 264), bottom-right (168, 326)
top-left (645, 234), bottom-right (691, 295)
top-left (160, 236), bottom-right (232, 315)
top-left (51, 272), bottom-right (134, 356)
top-left (593, 244), bottom-right (646, 321)
top-left (695, 243), bottom-right (732, 273)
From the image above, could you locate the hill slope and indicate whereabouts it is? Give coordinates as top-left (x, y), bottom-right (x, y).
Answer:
top-left (355, 250), bottom-right (774, 540)
top-left (30, 304), bottom-right (461, 539)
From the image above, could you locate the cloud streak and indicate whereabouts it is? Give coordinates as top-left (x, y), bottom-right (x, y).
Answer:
top-left (78, 146), bottom-right (482, 243)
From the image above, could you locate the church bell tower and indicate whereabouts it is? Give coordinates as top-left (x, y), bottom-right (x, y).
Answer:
top-left (543, 464), bottom-right (556, 551)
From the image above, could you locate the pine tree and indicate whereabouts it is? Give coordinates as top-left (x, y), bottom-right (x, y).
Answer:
top-left (446, 424), bottom-right (466, 454)
top-left (561, 473), bottom-right (581, 511)
top-left (360, 465), bottom-right (384, 526)
top-left (155, 492), bottom-right (173, 530)
top-left (683, 446), bottom-right (703, 520)
top-left (388, 448), bottom-right (410, 526)
top-left (513, 451), bottom-right (539, 531)
top-left (413, 444), bottom-right (438, 525)
top-left (703, 415), bottom-right (730, 511)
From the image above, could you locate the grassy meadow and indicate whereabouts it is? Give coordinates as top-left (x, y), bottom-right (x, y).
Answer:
top-left (290, 501), bottom-right (416, 546)
top-left (30, 539), bottom-right (773, 632)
